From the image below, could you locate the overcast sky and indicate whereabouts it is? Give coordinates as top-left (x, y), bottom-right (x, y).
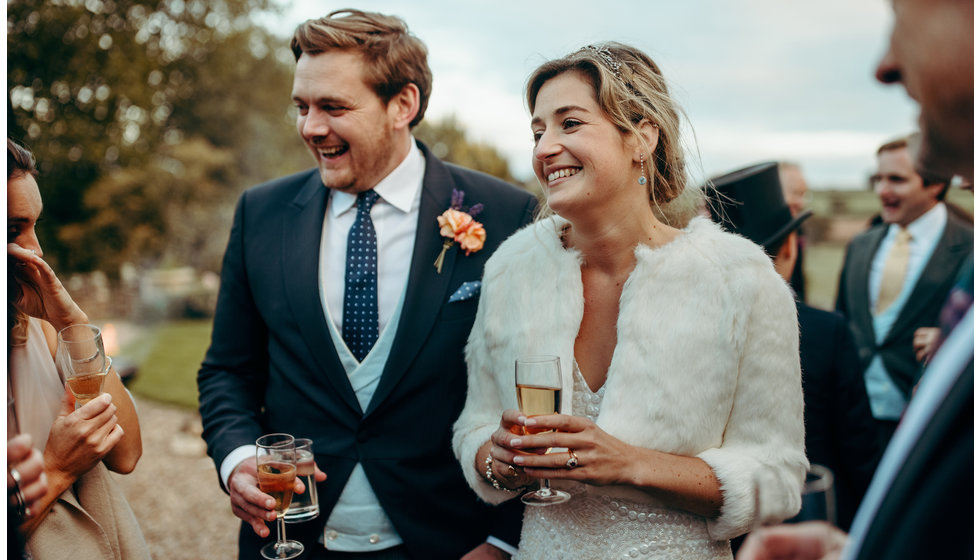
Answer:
top-left (259, 0), bottom-right (919, 189)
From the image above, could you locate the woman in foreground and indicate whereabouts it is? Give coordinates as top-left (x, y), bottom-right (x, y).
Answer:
top-left (8, 138), bottom-right (148, 558)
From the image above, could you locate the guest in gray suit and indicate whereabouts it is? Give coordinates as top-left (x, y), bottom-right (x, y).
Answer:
top-left (835, 134), bottom-right (972, 446)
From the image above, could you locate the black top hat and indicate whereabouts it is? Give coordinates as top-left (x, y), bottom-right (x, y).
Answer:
top-left (706, 161), bottom-right (812, 254)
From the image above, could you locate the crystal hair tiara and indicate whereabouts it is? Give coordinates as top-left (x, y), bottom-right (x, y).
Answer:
top-left (583, 45), bottom-right (622, 79)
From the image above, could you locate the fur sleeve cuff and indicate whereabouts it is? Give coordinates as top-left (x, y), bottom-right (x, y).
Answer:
top-left (452, 423), bottom-right (519, 505)
top-left (698, 447), bottom-right (805, 540)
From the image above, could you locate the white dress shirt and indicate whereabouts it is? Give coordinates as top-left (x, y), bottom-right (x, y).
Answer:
top-left (868, 203), bottom-right (947, 314)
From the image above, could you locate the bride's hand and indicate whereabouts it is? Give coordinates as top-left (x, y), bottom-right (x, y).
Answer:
top-left (8, 243), bottom-right (88, 331)
top-left (509, 414), bottom-right (641, 487)
top-left (484, 409), bottom-right (537, 489)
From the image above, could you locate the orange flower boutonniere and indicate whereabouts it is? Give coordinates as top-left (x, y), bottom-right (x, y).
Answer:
top-left (434, 189), bottom-right (486, 273)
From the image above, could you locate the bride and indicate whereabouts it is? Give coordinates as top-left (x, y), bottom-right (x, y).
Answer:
top-left (453, 43), bottom-right (807, 559)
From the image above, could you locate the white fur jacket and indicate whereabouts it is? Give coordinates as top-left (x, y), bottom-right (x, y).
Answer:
top-left (452, 216), bottom-right (807, 540)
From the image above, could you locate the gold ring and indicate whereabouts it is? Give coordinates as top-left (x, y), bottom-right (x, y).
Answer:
top-left (565, 450), bottom-right (579, 469)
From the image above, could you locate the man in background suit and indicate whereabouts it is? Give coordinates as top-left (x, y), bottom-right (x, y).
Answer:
top-left (197, 9), bottom-right (535, 559)
top-left (738, 0), bottom-right (973, 558)
top-left (709, 162), bottom-right (880, 532)
top-left (835, 135), bottom-right (971, 446)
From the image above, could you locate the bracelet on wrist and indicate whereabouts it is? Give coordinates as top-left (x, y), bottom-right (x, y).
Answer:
top-left (483, 453), bottom-right (521, 493)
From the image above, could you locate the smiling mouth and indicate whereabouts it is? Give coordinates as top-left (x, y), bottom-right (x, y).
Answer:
top-left (547, 168), bottom-right (580, 182)
top-left (316, 144), bottom-right (348, 159)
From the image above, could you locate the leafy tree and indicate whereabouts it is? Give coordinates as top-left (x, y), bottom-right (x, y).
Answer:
top-left (8, 1), bottom-right (523, 277)
top-left (59, 137), bottom-right (238, 273)
top-left (7, 0), bottom-right (309, 274)
top-left (414, 115), bottom-right (517, 184)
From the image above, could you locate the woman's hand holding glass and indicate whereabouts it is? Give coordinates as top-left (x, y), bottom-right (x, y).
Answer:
top-left (486, 409), bottom-right (545, 490)
top-left (502, 412), bottom-right (638, 488)
top-left (43, 389), bottom-right (123, 484)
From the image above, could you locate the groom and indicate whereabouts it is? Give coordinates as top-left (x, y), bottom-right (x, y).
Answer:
top-left (197, 9), bottom-right (535, 559)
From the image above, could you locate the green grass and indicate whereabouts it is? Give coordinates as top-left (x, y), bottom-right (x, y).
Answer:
top-left (802, 242), bottom-right (847, 312)
top-left (126, 319), bottom-right (214, 410)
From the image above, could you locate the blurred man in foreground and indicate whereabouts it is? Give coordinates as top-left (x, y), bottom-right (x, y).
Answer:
top-left (738, 0), bottom-right (973, 558)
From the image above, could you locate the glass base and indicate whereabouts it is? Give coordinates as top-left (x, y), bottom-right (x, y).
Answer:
top-left (521, 487), bottom-right (571, 506)
top-left (260, 539), bottom-right (304, 559)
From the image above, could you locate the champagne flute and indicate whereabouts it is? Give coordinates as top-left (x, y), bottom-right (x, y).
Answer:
top-left (256, 434), bottom-right (303, 560)
top-left (790, 463), bottom-right (836, 525)
top-left (515, 355), bottom-right (570, 506)
top-left (56, 324), bottom-right (110, 406)
top-left (750, 464), bottom-right (836, 537)
top-left (284, 438), bottom-right (319, 523)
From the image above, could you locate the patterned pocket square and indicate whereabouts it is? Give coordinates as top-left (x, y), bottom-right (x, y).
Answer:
top-left (448, 281), bottom-right (481, 303)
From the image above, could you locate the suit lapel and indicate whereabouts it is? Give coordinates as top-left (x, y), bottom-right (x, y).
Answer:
top-left (885, 218), bottom-right (972, 344)
top-left (282, 173), bottom-right (362, 416)
top-left (364, 144), bottom-right (457, 417)
top-left (848, 227), bottom-right (886, 347)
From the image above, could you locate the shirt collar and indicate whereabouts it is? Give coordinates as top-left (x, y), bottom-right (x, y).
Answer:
top-left (888, 202), bottom-right (946, 243)
top-left (330, 136), bottom-right (425, 217)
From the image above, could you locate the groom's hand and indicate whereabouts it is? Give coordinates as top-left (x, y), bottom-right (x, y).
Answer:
top-left (460, 542), bottom-right (510, 560)
top-left (228, 457), bottom-right (277, 538)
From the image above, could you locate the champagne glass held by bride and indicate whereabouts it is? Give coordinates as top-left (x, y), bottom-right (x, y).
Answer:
top-left (515, 355), bottom-right (571, 506)
top-left (256, 434), bottom-right (304, 560)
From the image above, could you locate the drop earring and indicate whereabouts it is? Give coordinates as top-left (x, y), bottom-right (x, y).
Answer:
top-left (638, 155), bottom-right (647, 185)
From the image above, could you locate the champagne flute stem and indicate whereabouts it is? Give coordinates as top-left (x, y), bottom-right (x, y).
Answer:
top-left (276, 514), bottom-right (288, 556)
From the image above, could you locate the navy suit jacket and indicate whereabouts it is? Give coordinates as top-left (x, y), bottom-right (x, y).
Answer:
top-left (853, 322), bottom-right (972, 559)
top-left (796, 302), bottom-right (880, 530)
top-left (835, 208), bottom-right (972, 396)
top-left (198, 141), bottom-right (536, 559)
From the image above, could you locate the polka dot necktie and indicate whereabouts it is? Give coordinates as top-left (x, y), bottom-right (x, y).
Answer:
top-left (343, 190), bottom-right (381, 362)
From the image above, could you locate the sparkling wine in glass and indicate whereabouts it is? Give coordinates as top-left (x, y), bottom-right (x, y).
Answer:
top-left (284, 438), bottom-right (319, 523)
top-left (515, 355), bottom-right (570, 506)
top-left (56, 324), bottom-right (110, 406)
top-left (256, 434), bottom-right (303, 560)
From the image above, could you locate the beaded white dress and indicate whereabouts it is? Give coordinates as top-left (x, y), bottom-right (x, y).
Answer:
top-left (515, 364), bottom-right (733, 560)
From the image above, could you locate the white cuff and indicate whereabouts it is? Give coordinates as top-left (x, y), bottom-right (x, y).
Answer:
top-left (220, 445), bottom-right (258, 491)
top-left (486, 536), bottom-right (518, 556)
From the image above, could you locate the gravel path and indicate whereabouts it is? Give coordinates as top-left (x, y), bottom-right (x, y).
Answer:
top-left (114, 396), bottom-right (240, 559)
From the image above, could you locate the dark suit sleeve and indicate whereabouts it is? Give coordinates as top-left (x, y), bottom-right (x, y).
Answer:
top-left (828, 315), bottom-right (881, 529)
top-left (835, 243), bottom-right (851, 316)
top-left (197, 192), bottom-right (269, 487)
top-left (855, 358), bottom-right (973, 560)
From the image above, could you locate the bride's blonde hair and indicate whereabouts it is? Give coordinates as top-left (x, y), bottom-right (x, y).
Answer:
top-left (525, 42), bottom-right (701, 228)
